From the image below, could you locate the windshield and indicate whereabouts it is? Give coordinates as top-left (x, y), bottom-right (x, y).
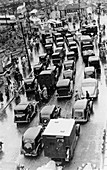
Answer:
top-left (82, 82), bottom-right (96, 87)
top-left (74, 110), bottom-right (83, 118)
top-left (15, 110), bottom-right (24, 114)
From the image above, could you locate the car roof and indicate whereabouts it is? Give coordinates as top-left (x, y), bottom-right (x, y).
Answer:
top-left (73, 99), bottom-right (88, 110)
top-left (84, 66), bottom-right (95, 72)
top-left (52, 52), bottom-right (60, 56)
top-left (89, 56), bottom-right (99, 61)
top-left (43, 118), bottom-right (75, 136)
top-left (14, 101), bottom-right (30, 110)
top-left (39, 70), bottom-right (53, 75)
top-left (23, 126), bottom-right (42, 140)
top-left (41, 105), bottom-right (56, 115)
top-left (56, 79), bottom-right (70, 87)
top-left (81, 35), bottom-right (92, 41)
top-left (24, 77), bottom-right (35, 83)
top-left (64, 60), bottom-right (74, 65)
top-left (82, 78), bottom-right (97, 84)
top-left (47, 65), bottom-right (56, 70)
top-left (66, 51), bottom-right (75, 55)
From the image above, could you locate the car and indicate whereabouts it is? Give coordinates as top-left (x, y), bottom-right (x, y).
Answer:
top-left (55, 47), bottom-right (65, 61)
top-left (56, 79), bottom-right (74, 99)
top-left (39, 104), bottom-right (61, 128)
top-left (69, 46), bottom-right (78, 61)
top-left (14, 101), bottom-right (38, 124)
top-left (82, 44), bottom-right (95, 66)
top-left (39, 53), bottom-right (50, 67)
top-left (33, 63), bottom-right (44, 78)
top-left (63, 69), bottom-right (75, 82)
top-left (51, 52), bottom-right (63, 72)
top-left (43, 118), bottom-right (80, 162)
top-left (45, 44), bottom-right (53, 55)
top-left (81, 35), bottom-right (93, 48)
top-left (37, 69), bottom-right (57, 92)
top-left (21, 125), bottom-right (43, 156)
top-left (72, 98), bottom-right (93, 123)
top-left (66, 51), bottom-right (76, 61)
top-left (84, 66), bottom-right (96, 79)
top-left (88, 56), bottom-right (101, 74)
top-left (24, 77), bottom-right (37, 98)
top-left (81, 78), bottom-right (99, 99)
top-left (64, 60), bottom-right (76, 74)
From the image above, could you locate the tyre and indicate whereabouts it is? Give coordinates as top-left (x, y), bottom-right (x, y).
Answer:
top-left (76, 124), bottom-right (80, 137)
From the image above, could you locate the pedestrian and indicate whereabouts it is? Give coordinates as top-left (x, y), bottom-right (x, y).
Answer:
top-left (86, 91), bottom-right (90, 99)
top-left (36, 37), bottom-right (40, 52)
top-left (42, 85), bottom-right (48, 102)
top-left (0, 91), bottom-right (3, 102)
top-left (74, 90), bottom-right (80, 101)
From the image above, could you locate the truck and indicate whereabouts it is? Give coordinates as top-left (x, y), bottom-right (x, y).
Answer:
top-left (43, 118), bottom-right (80, 163)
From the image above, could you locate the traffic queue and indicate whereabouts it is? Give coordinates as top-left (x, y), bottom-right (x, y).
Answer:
top-left (0, 17), bottom-right (103, 170)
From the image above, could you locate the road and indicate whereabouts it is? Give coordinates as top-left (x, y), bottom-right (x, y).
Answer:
top-left (0, 14), bottom-right (107, 170)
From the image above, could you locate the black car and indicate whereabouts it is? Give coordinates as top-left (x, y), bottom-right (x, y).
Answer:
top-left (21, 125), bottom-right (43, 156)
top-left (39, 104), bottom-right (61, 128)
top-left (14, 101), bottom-right (38, 124)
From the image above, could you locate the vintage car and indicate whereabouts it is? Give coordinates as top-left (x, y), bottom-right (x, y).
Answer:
top-left (43, 118), bottom-right (80, 162)
top-left (51, 52), bottom-right (63, 71)
top-left (72, 98), bottom-right (93, 123)
top-left (56, 41), bottom-right (65, 49)
top-left (82, 44), bottom-right (95, 66)
top-left (14, 101), bottom-right (38, 124)
top-left (82, 24), bottom-right (98, 36)
top-left (64, 60), bottom-right (76, 75)
top-left (45, 44), bottom-right (53, 55)
top-left (69, 46), bottom-right (78, 61)
top-left (45, 36), bottom-right (53, 46)
top-left (84, 66), bottom-right (96, 79)
top-left (52, 32), bottom-right (62, 42)
top-left (56, 79), bottom-right (74, 99)
top-left (81, 35), bottom-right (93, 48)
top-left (21, 125), bottom-right (43, 156)
top-left (66, 51), bottom-right (75, 61)
top-left (55, 46), bottom-right (65, 60)
top-left (33, 63), bottom-right (44, 78)
top-left (37, 69), bottom-right (57, 92)
top-left (63, 69), bottom-right (74, 82)
top-left (55, 37), bottom-right (63, 45)
top-left (39, 104), bottom-right (61, 128)
top-left (81, 78), bottom-right (99, 99)
top-left (47, 65), bottom-right (60, 80)
top-left (39, 53), bottom-right (50, 67)
top-left (88, 56), bottom-right (101, 74)
top-left (24, 77), bottom-right (37, 98)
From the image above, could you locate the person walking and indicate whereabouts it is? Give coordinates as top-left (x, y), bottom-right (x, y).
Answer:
top-left (42, 85), bottom-right (48, 102)
top-left (86, 91), bottom-right (90, 99)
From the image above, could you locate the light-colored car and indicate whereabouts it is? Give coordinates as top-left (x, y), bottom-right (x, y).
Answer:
top-left (81, 78), bottom-right (99, 99)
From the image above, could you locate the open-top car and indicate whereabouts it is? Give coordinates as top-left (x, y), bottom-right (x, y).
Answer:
top-left (39, 104), bottom-right (61, 128)
top-left (14, 101), bottom-right (38, 124)
top-left (72, 98), bottom-right (93, 123)
top-left (81, 78), bottom-right (99, 99)
top-left (21, 125), bottom-right (43, 157)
